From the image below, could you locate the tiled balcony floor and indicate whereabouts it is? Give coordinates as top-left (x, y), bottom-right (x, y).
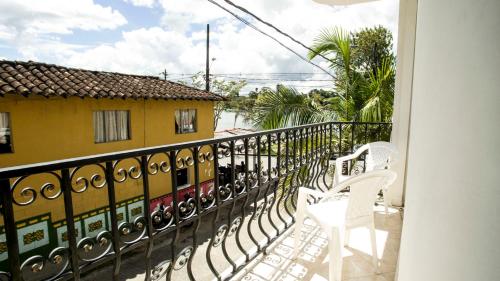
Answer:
top-left (233, 205), bottom-right (403, 281)
top-left (83, 202), bottom-right (402, 281)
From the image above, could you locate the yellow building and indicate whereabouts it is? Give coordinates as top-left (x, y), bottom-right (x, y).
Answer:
top-left (0, 60), bottom-right (221, 263)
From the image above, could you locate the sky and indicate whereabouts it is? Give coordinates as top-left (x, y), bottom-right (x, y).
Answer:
top-left (0, 0), bottom-right (399, 93)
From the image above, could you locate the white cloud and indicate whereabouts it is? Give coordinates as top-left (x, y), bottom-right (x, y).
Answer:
top-left (0, 0), bottom-right (399, 93)
top-left (158, 0), bottom-right (230, 33)
top-left (0, 0), bottom-right (127, 36)
top-left (65, 27), bottom-right (197, 75)
top-left (124, 0), bottom-right (156, 8)
top-left (0, 0), bottom-right (127, 60)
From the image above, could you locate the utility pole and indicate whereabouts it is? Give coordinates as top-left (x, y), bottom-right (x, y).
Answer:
top-left (160, 69), bottom-right (168, 80)
top-left (205, 24), bottom-right (210, 92)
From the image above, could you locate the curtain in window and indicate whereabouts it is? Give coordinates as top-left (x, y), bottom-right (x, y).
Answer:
top-left (94, 110), bottom-right (129, 142)
top-left (175, 109), bottom-right (197, 134)
top-left (175, 110), bottom-right (181, 134)
top-left (116, 111), bottom-right (129, 140)
top-left (93, 111), bottom-right (105, 143)
top-left (0, 112), bottom-right (10, 144)
top-left (188, 109), bottom-right (196, 132)
top-left (105, 111), bottom-right (118, 141)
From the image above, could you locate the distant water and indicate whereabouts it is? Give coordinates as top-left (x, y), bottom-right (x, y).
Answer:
top-left (216, 111), bottom-right (253, 131)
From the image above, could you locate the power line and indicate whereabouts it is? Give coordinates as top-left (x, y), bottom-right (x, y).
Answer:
top-left (222, 0), bottom-right (332, 63)
top-left (211, 75), bottom-right (332, 81)
top-left (167, 72), bottom-right (331, 76)
top-left (206, 0), bottom-right (335, 79)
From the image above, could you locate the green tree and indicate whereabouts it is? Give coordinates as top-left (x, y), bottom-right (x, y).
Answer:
top-left (178, 72), bottom-right (247, 129)
top-left (251, 85), bottom-right (328, 130)
top-left (308, 26), bottom-right (395, 123)
top-left (352, 25), bottom-right (395, 75)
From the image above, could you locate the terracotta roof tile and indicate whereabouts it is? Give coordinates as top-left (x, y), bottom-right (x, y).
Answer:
top-left (0, 60), bottom-right (224, 101)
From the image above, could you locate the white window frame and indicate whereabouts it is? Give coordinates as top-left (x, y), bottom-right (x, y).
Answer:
top-left (175, 109), bottom-right (197, 134)
top-left (93, 110), bottom-right (131, 143)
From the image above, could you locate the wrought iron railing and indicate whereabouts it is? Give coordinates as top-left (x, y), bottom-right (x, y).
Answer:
top-left (0, 122), bottom-right (391, 281)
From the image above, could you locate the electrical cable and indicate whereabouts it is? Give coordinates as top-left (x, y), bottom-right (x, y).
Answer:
top-left (222, 0), bottom-right (332, 63)
top-left (206, 0), bottom-right (335, 79)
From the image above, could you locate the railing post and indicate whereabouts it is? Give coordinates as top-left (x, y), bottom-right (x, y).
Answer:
top-left (0, 179), bottom-right (21, 281)
top-left (104, 161), bottom-right (121, 281)
top-left (140, 155), bottom-right (154, 281)
top-left (61, 168), bottom-right (80, 280)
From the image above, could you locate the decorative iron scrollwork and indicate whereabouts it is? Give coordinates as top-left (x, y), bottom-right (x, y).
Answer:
top-left (174, 246), bottom-right (193, 270)
top-left (228, 217), bottom-right (242, 237)
top-left (70, 164), bottom-right (107, 193)
top-left (151, 204), bottom-right (174, 231)
top-left (151, 259), bottom-right (170, 281)
top-left (0, 272), bottom-right (9, 281)
top-left (218, 184), bottom-right (232, 201)
top-left (176, 151), bottom-right (194, 169)
top-left (19, 247), bottom-right (69, 280)
top-left (212, 225), bottom-right (228, 247)
top-left (178, 197), bottom-right (196, 220)
top-left (113, 158), bottom-right (142, 182)
top-left (147, 152), bottom-right (171, 175)
top-left (77, 231), bottom-right (113, 262)
top-left (119, 216), bottom-right (147, 244)
top-left (10, 172), bottom-right (62, 206)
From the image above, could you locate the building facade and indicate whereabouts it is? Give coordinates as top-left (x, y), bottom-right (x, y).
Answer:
top-left (0, 60), bottom-right (221, 264)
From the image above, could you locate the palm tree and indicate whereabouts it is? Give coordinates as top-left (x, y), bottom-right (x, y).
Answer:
top-left (308, 27), bottom-right (395, 122)
top-left (251, 85), bottom-right (328, 130)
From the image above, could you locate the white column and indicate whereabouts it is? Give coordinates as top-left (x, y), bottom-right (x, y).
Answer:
top-left (397, 0), bottom-right (500, 280)
top-left (388, 0), bottom-right (418, 207)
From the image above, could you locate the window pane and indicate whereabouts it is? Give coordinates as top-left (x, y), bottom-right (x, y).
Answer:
top-left (175, 110), bottom-right (182, 134)
top-left (0, 112), bottom-right (12, 153)
top-left (94, 110), bottom-right (130, 143)
top-left (188, 109), bottom-right (197, 133)
top-left (105, 111), bottom-right (118, 141)
top-left (93, 111), bottom-right (105, 143)
top-left (175, 109), bottom-right (197, 134)
top-left (181, 110), bottom-right (189, 133)
top-left (116, 111), bottom-right (129, 141)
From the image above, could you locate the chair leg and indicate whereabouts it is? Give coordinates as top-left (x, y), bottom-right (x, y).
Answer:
top-left (382, 188), bottom-right (389, 214)
top-left (369, 223), bottom-right (379, 273)
top-left (328, 227), bottom-right (343, 281)
top-left (293, 206), bottom-right (305, 259)
top-left (344, 228), bottom-right (350, 247)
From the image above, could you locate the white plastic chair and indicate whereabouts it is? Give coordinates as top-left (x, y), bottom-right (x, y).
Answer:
top-left (293, 170), bottom-right (397, 281)
top-left (334, 141), bottom-right (399, 213)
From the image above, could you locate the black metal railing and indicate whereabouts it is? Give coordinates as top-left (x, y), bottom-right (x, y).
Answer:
top-left (0, 122), bottom-right (391, 281)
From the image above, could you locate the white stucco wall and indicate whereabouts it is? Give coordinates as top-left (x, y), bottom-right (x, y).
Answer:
top-left (397, 0), bottom-right (500, 280)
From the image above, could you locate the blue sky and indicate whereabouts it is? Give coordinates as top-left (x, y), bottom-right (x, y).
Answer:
top-left (0, 0), bottom-right (398, 93)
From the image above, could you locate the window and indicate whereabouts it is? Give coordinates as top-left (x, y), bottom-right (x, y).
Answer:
top-left (93, 110), bottom-right (130, 143)
top-left (175, 109), bottom-right (197, 134)
top-left (0, 112), bottom-right (12, 153)
top-left (176, 168), bottom-right (189, 188)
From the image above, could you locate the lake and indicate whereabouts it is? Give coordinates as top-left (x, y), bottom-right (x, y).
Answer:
top-left (216, 111), bottom-right (253, 131)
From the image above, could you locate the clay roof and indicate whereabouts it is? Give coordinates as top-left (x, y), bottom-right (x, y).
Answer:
top-left (0, 60), bottom-right (224, 101)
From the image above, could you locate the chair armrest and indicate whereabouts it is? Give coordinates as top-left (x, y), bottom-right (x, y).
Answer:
top-left (334, 145), bottom-right (369, 184)
top-left (298, 187), bottom-right (326, 198)
top-left (296, 187), bottom-right (327, 213)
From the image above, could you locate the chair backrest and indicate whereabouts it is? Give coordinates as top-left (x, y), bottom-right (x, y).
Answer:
top-left (333, 141), bottom-right (399, 187)
top-left (365, 141), bottom-right (399, 171)
top-left (324, 170), bottom-right (397, 226)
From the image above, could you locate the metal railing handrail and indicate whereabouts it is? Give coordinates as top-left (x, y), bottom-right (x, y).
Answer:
top-left (0, 121), bottom-right (390, 179)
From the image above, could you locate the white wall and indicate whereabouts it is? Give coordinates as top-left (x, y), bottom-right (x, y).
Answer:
top-left (397, 0), bottom-right (500, 280)
top-left (388, 0), bottom-right (418, 207)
